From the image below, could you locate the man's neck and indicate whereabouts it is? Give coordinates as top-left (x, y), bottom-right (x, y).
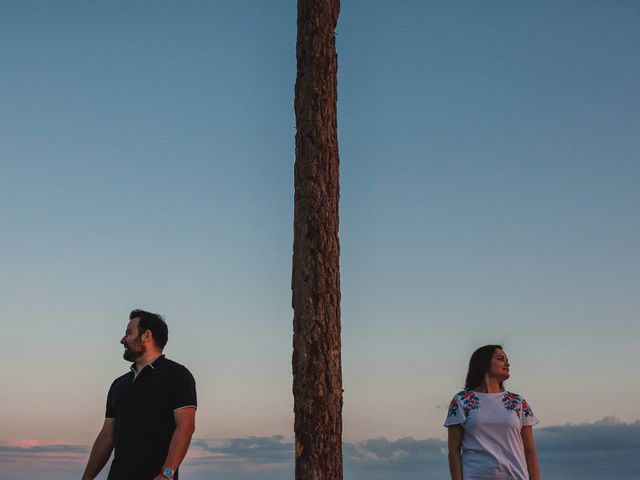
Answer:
top-left (134, 351), bottom-right (163, 373)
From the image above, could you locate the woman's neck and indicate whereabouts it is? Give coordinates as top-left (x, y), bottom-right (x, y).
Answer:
top-left (475, 377), bottom-right (503, 393)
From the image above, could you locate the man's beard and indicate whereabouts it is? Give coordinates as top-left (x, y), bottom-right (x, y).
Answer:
top-left (123, 339), bottom-right (145, 362)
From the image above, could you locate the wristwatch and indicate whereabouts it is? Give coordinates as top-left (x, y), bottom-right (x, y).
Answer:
top-left (162, 467), bottom-right (175, 479)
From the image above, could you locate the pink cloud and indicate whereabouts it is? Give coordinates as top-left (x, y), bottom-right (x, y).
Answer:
top-left (1, 439), bottom-right (43, 448)
top-left (0, 440), bottom-right (86, 465)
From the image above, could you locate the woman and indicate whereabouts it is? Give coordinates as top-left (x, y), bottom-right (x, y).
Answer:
top-left (444, 345), bottom-right (540, 480)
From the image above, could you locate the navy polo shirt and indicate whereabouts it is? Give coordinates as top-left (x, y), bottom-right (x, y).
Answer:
top-left (105, 355), bottom-right (197, 480)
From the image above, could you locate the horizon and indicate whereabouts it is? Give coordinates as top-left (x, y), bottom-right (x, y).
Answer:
top-left (2, 417), bottom-right (639, 479)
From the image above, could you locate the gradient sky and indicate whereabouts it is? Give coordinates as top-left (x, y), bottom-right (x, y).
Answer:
top-left (1, 1), bottom-right (639, 478)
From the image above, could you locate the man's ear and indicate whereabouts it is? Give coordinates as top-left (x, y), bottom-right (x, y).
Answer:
top-left (142, 329), bottom-right (153, 343)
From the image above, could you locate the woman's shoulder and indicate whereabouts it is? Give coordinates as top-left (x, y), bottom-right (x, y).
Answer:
top-left (504, 391), bottom-right (537, 420)
top-left (502, 390), bottom-right (534, 404)
top-left (451, 388), bottom-right (468, 399)
top-left (503, 390), bottom-right (523, 398)
top-left (450, 388), bottom-right (532, 399)
top-left (452, 389), bottom-right (528, 402)
top-left (451, 388), bottom-right (481, 401)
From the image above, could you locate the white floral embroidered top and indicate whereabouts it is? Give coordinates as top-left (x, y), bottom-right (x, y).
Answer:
top-left (444, 389), bottom-right (539, 480)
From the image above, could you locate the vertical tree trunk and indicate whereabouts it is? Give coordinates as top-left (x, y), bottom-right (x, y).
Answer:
top-left (292, 1), bottom-right (342, 480)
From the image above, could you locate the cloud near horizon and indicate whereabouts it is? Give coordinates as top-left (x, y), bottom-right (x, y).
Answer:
top-left (0, 440), bottom-right (87, 461)
top-left (2, 417), bottom-right (639, 480)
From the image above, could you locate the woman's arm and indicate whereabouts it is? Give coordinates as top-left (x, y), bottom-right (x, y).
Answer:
top-left (447, 425), bottom-right (463, 480)
top-left (521, 425), bottom-right (540, 480)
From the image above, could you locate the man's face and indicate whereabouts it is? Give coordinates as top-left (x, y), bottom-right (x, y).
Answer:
top-left (121, 317), bottom-right (145, 362)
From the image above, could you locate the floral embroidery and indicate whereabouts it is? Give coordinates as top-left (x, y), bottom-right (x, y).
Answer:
top-left (447, 399), bottom-right (459, 417)
top-left (460, 389), bottom-right (480, 416)
top-left (502, 391), bottom-right (521, 415)
top-left (521, 398), bottom-right (534, 418)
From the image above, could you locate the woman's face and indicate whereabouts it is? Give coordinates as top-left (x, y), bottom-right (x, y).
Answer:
top-left (488, 348), bottom-right (510, 381)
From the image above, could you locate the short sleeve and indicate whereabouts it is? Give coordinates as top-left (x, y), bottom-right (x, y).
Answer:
top-left (170, 366), bottom-right (198, 411)
top-left (443, 394), bottom-right (466, 427)
top-left (520, 397), bottom-right (539, 427)
top-left (105, 379), bottom-right (118, 418)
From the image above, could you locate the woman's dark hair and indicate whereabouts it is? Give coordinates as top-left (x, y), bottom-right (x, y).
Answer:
top-left (465, 344), bottom-right (504, 390)
top-left (130, 309), bottom-right (169, 349)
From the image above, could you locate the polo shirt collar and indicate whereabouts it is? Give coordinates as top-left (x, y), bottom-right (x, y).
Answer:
top-left (130, 354), bottom-right (166, 375)
top-left (151, 354), bottom-right (166, 367)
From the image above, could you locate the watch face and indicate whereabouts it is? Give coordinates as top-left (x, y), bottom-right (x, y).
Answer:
top-left (163, 467), bottom-right (174, 478)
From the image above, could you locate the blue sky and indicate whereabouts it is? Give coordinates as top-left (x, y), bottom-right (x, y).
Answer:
top-left (1, 1), bottom-right (639, 478)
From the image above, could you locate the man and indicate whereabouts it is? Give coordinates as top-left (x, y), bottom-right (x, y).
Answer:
top-left (81, 309), bottom-right (197, 480)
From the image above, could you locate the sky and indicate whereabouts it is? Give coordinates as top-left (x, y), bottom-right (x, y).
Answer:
top-left (1, 1), bottom-right (639, 479)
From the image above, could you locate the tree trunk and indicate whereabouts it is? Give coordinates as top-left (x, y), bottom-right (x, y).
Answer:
top-left (292, 1), bottom-right (342, 480)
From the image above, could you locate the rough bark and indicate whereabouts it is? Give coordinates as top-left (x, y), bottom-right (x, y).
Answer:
top-left (292, 1), bottom-right (342, 480)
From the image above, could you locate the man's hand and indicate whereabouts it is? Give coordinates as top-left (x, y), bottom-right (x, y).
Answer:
top-left (153, 406), bottom-right (196, 480)
top-left (81, 418), bottom-right (115, 480)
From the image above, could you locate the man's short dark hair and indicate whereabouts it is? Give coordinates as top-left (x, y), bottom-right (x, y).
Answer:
top-left (130, 309), bottom-right (169, 349)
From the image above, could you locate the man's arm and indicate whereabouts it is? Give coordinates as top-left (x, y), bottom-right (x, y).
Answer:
top-left (154, 407), bottom-right (196, 479)
top-left (81, 418), bottom-right (115, 480)
top-left (521, 425), bottom-right (540, 480)
top-left (447, 425), bottom-right (463, 480)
